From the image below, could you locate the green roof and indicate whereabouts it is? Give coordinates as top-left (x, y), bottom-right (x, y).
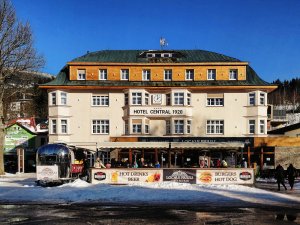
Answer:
top-left (41, 49), bottom-right (273, 87)
top-left (70, 50), bottom-right (241, 63)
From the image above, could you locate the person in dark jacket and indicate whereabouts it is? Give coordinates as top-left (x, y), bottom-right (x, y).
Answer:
top-left (275, 164), bottom-right (287, 191)
top-left (287, 164), bottom-right (297, 190)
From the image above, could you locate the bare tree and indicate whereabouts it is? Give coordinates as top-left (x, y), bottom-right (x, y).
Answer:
top-left (0, 0), bottom-right (44, 175)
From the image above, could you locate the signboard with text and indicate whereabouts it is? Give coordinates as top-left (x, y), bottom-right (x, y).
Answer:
top-left (37, 165), bottom-right (59, 181)
top-left (129, 107), bottom-right (191, 117)
top-left (163, 169), bottom-right (196, 184)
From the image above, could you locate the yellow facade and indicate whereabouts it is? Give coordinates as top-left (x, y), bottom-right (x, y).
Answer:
top-left (69, 64), bottom-right (247, 81)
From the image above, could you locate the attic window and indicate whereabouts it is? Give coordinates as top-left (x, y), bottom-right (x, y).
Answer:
top-left (162, 53), bottom-right (172, 58)
top-left (146, 53), bottom-right (155, 58)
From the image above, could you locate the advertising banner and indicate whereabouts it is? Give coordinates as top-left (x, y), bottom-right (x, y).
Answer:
top-left (163, 169), bottom-right (196, 184)
top-left (37, 165), bottom-right (59, 181)
top-left (91, 169), bottom-right (162, 184)
top-left (196, 169), bottom-right (254, 184)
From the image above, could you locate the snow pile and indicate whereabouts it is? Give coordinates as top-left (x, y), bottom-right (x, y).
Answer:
top-left (0, 175), bottom-right (299, 208)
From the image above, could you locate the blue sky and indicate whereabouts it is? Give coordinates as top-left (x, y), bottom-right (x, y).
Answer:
top-left (12, 0), bottom-right (300, 82)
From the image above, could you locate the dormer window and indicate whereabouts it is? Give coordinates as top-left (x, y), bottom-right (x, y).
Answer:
top-left (162, 53), bottom-right (172, 58)
top-left (77, 69), bottom-right (86, 80)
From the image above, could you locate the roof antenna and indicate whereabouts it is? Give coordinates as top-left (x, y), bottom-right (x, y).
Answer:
top-left (160, 37), bottom-right (168, 50)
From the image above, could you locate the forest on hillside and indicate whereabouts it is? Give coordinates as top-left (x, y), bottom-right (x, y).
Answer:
top-left (268, 78), bottom-right (300, 111)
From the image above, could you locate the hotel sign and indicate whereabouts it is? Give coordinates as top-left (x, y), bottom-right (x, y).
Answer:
top-left (129, 107), bottom-right (190, 116)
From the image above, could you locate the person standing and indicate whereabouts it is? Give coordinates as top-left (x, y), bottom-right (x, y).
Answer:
top-left (286, 164), bottom-right (297, 190)
top-left (275, 164), bottom-right (287, 191)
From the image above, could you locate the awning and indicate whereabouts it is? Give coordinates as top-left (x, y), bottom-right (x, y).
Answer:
top-left (97, 141), bottom-right (244, 150)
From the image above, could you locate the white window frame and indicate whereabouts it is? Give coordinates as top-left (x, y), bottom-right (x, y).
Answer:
top-left (249, 93), bottom-right (256, 106)
top-left (51, 92), bottom-right (56, 105)
top-left (77, 69), bottom-right (86, 80)
top-left (61, 119), bottom-right (68, 134)
top-left (92, 120), bottom-right (109, 134)
top-left (260, 93), bottom-right (265, 105)
top-left (132, 124), bottom-right (142, 134)
top-left (51, 119), bottom-right (57, 134)
top-left (174, 92), bottom-right (184, 105)
top-left (174, 120), bottom-right (184, 134)
top-left (121, 69), bottom-right (129, 80)
top-left (206, 120), bottom-right (224, 134)
top-left (229, 69), bottom-right (238, 80)
top-left (207, 69), bottom-right (216, 80)
top-left (249, 120), bottom-right (255, 134)
top-left (207, 98), bottom-right (224, 106)
top-left (185, 69), bottom-right (194, 80)
top-left (142, 69), bottom-right (151, 81)
top-left (92, 95), bottom-right (109, 106)
top-left (61, 92), bottom-right (67, 105)
top-left (164, 69), bottom-right (172, 81)
top-left (132, 92), bottom-right (142, 105)
top-left (259, 120), bottom-right (265, 134)
top-left (99, 69), bottom-right (107, 80)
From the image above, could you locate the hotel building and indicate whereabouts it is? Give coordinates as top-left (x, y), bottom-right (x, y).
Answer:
top-left (40, 50), bottom-right (277, 168)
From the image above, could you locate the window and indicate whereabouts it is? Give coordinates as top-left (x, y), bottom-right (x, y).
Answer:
top-left (92, 95), bottom-right (109, 106)
top-left (51, 92), bottom-right (56, 105)
top-left (207, 69), bottom-right (216, 80)
top-left (207, 98), bottom-right (224, 106)
top-left (121, 69), bottom-right (129, 80)
top-left (164, 69), bottom-right (172, 81)
top-left (166, 120), bottom-right (171, 134)
top-left (249, 120), bottom-right (255, 134)
top-left (166, 94), bottom-right (171, 106)
top-left (229, 69), bottom-right (237, 80)
top-left (174, 120), bottom-right (184, 134)
top-left (132, 92), bottom-right (142, 105)
top-left (145, 124), bottom-right (149, 134)
top-left (99, 69), bottom-right (107, 80)
top-left (142, 69), bottom-right (151, 81)
top-left (92, 120), bottom-right (109, 134)
top-left (187, 93), bottom-right (191, 106)
top-left (132, 124), bottom-right (142, 134)
top-left (145, 93), bottom-right (149, 105)
top-left (61, 92), bottom-right (67, 105)
top-left (207, 120), bottom-right (224, 134)
top-left (185, 69), bottom-right (194, 80)
top-left (259, 120), bottom-right (265, 134)
top-left (249, 93), bottom-right (256, 106)
top-left (174, 92), bottom-right (184, 105)
top-left (124, 121), bottom-right (129, 135)
top-left (61, 119), bottom-right (68, 134)
top-left (187, 120), bottom-right (191, 134)
top-left (260, 93), bottom-right (265, 105)
top-left (124, 93), bottom-right (128, 105)
top-left (78, 69), bottom-right (86, 80)
top-left (51, 119), bottom-right (57, 134)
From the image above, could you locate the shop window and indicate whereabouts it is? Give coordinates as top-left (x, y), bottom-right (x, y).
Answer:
top-left (92, 120), bottom-right (109, 134)
top-left (77, 69), bottom-right (86, 80)
top-left (206, 120), bottom-right (224, 134)
top-left (99, 69), bottom-right (107, 80)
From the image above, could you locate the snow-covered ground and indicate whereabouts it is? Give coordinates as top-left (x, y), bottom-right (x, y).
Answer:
top-left (0, 173), bottom-right (300, 209)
